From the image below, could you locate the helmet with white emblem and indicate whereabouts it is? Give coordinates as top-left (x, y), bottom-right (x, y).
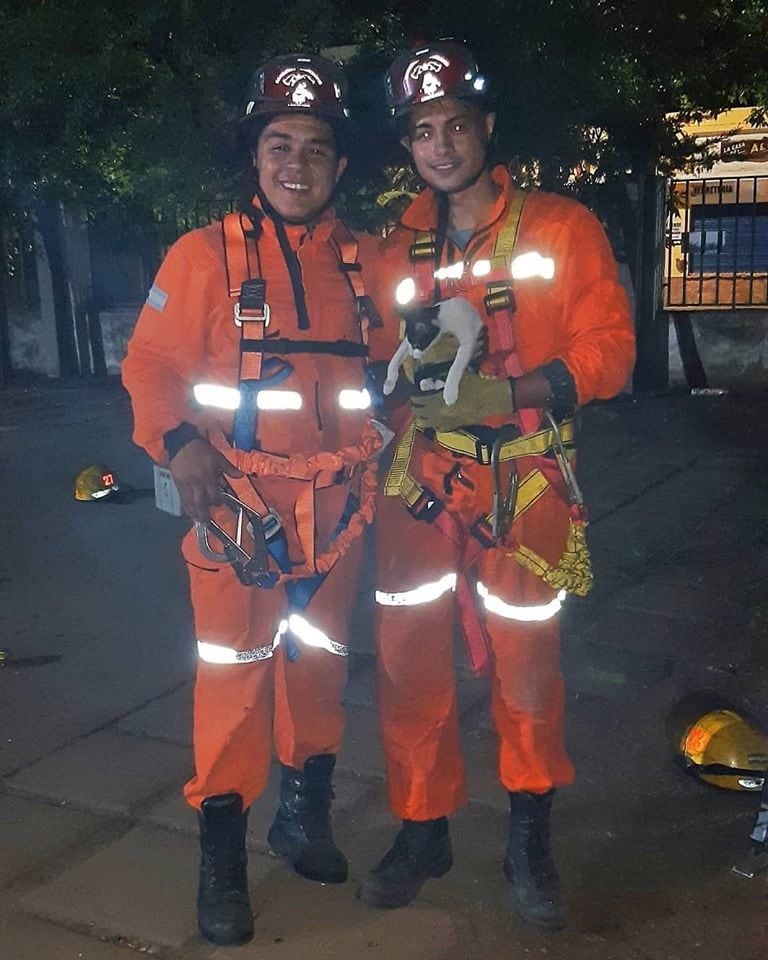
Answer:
top-left (384, 40), bottom-right (489, 122)
top-left (243, 53), bottom-right (351, 125)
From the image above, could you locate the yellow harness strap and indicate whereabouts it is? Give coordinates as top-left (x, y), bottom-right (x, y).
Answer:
top-left (489, 188), bottom-right (526, 264)
top-left (383, 415), bottom-right (592, 595)
top-left (384, 419), bottom-right (555, 524)
top-left (507, 519), bottom-right (593, 597)
top-left (383, 418), bottom-right (418, 498)
top-left (426, 419), bottom-right (574, 464)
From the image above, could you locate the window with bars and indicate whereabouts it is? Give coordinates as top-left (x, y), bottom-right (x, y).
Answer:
top-left (686, 202), bottom-right (768, 273)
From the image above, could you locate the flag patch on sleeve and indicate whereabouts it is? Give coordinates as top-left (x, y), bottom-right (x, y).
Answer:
top-left (146, 284), bottom-right (169, 311)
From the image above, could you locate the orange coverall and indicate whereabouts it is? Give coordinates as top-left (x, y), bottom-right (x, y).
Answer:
top-left (369, 165), bottom-right (635, 821)
top-left (122, 200), bottom-right (378, 810)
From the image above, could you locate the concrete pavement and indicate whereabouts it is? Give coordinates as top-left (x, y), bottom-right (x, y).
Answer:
top-left (0, 380), bottom-right (766, 959)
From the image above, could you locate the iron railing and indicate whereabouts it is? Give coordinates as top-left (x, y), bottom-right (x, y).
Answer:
top-left (665, 175), bottom-right (768, 309)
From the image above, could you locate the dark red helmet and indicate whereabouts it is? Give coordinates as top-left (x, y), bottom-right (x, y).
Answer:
top-left (384, 41), bottom-right (488, 121)
top-left (243, 53), bottom-right (351, 124)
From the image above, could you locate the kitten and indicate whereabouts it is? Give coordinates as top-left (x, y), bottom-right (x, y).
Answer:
top-left (383, 297), bottom-right (484, 405)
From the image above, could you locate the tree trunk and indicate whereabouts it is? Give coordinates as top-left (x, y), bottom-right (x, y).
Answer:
top-left (0, 211), bottom-right (13, 385)
top-left (630, 171), bottom-right (668, 392)
top-left (34, 200), bottom-right (79, 377)
top-left (0, 267), bottom-right (10, 386)
top-left (87, 300), bottom-right (108, 379)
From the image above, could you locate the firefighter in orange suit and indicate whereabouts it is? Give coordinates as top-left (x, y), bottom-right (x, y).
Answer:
top-left (122, 54), bottom-right (384, 947)
top-left (357, 42), bottom-right (635, 929)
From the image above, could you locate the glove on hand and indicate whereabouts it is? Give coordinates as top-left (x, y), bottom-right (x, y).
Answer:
top-left (410, 370), bottom-right (513, 432)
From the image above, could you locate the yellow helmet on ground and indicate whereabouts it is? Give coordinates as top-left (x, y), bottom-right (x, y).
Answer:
top-left (668, 692), bottom-right (768, 792)
top-left (74, 465), bottom-right (120, 502)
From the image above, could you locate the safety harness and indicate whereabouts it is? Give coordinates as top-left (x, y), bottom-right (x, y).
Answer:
top-left (384, 190), bottom-right (592, 674)
top-left (408, 189), bottom-right (526, 358)
top-left (196, 207), bottom-right (382, 657)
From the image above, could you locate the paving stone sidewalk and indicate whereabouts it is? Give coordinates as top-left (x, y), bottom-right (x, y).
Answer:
top-left (1, 386), bottom-right (767, 959)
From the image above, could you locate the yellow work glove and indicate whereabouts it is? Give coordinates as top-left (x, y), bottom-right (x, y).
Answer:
top-left (410, 371), bottom-right (513, 432)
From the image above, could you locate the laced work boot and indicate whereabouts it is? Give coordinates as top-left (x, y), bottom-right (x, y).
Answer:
top-left (267, 754), bottom-right (348, 883)
top-left (503, 789), bottom-right (565, 930)
top-left (197, 793), bottom-right (254, 945)
top-left (356, 818), bottom-right (453, 909)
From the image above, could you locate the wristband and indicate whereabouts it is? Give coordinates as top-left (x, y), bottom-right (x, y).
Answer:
top-left (540, 359), bottom-right (577, 419)
top-left (163, 421), bottom-right (202, 461)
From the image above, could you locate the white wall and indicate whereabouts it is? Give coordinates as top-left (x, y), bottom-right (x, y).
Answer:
top-left (668, 311), bottom-right (768, 390)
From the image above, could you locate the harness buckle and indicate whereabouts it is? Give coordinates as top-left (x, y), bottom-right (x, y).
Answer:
top-left (474, 439), bottom-right (492, 465)
top-left (471, 516), bottom-right (497, 549)
top-left (195, 491), bottom-right (276, 586)
top-left (234, 301), bottom-right (271, 328)
top-left (483, 284), bottom-right (516, 313)
top-left (408, 486), bottom-right (444, 523)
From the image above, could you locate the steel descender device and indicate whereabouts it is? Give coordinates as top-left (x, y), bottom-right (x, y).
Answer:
top-left (195, 491), bottom-right (281, 587)
top-left (490, 425), bottom-right (521, 539)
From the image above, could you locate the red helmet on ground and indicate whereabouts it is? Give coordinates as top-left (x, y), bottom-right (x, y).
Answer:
top-left (384, 41), bottom-right (489, 121)
top-left (243, 53), bottom-right (351, 124)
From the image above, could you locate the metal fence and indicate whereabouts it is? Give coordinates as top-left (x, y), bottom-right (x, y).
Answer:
top-left (89, 199), bottom-right (238, 308)
top-left (664, 175), bottom-right (768, 309)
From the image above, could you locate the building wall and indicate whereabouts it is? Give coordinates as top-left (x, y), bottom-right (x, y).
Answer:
top-left (665, 110), bottom-right (768, 389)
top-left (101, 306), bottom-right (141, 375)
top-left (7, 232), bottom-right (59, 377)
top-left (668, 310), bottom-right (768, 390)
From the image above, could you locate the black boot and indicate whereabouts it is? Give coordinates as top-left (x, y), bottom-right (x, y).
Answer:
top-left (356, 818), bottom-right (453, 909)
top-left (197, 793), bottom-right (254, 946)
top-left (503, 790), bottom-right (565, 930)
top-left (267, 754), bottom-right (348, 884)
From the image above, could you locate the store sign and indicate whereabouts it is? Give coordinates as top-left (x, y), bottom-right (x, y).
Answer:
top-left (720, 137), bottom-right (768, 162)
top-left (688, 183), bottom-right (735, 198)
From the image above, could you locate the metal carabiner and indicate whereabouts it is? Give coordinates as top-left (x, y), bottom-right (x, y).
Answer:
top-left (195, 491), bottom-right (278, 586)
top-left (490, 424), bottom-right (521, 540)
top-left (544, 410), bottom-right (584, 507)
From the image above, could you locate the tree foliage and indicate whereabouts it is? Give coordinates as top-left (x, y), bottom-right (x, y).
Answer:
top-left (2, 0), bottom-right (766, 222)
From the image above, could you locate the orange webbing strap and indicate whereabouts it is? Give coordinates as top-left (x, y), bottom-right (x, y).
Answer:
top-left (222, 212), bottom-right (252, 298)
top-left (209, 424), bottom-right (382, 583)
top-left (330, 222), bottom-right (383, 344)
top-left (298, 459), bottom-right (377, 579)
top-left (222, 211), bottom-right (266, 381)
top-left (238, 327), bottom-right (265, 381)
top-left (294, 474), bottom-right (319, 571)
top-left (331, 223), bottom-right (364, 299)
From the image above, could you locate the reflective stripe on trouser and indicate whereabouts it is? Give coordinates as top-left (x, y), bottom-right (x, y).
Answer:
top-left (182, 535), bottom-right (361, 811)
top-left (374, 491), bottom-right (575, 821)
